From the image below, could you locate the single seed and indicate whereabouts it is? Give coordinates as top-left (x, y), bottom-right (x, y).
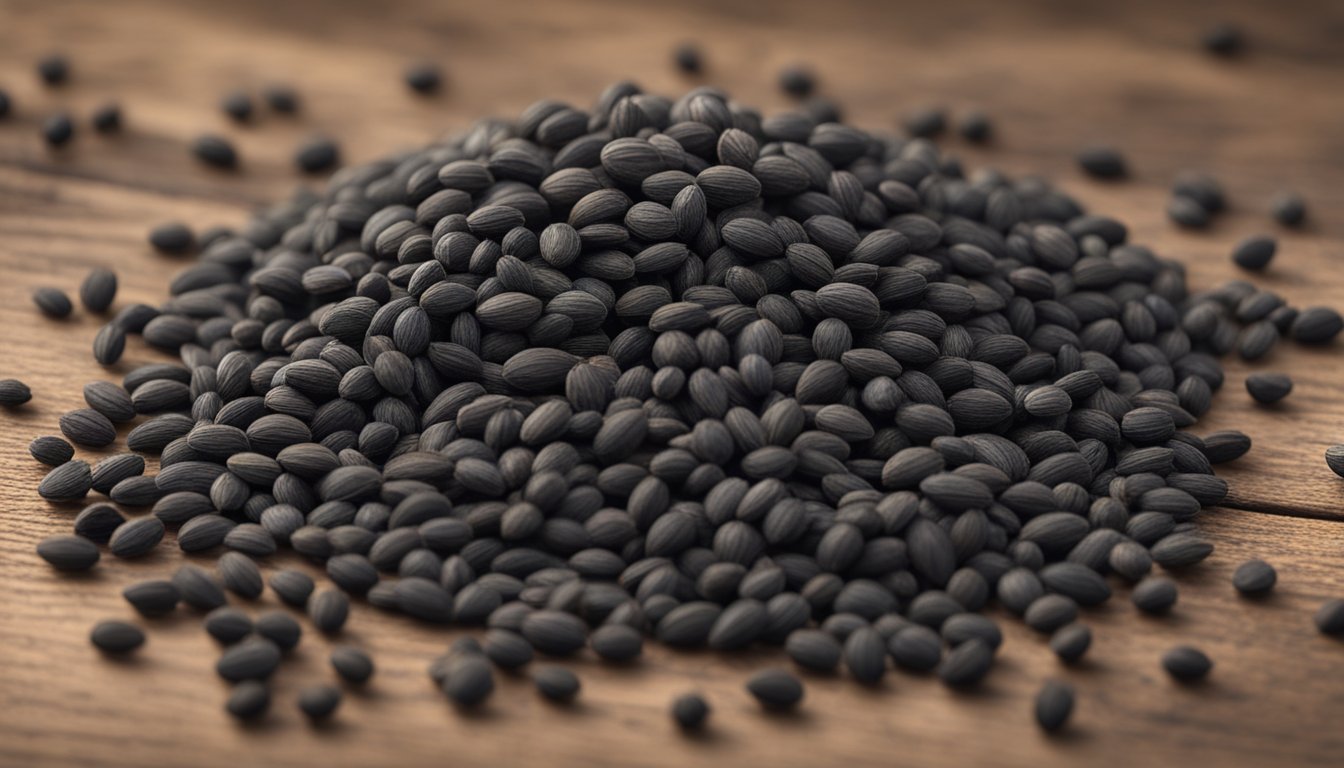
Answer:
top-left (1034, 680), bottom-right (1074, 733)
top-left (37, 534), bottom-right (99, 571)
top-left (226, 680), bottom-right (270, 721)
top-left (90, 620), bottom-right (145, 654)
top-left (671, 692), bottom-right (710, 730)
top-left (297, 684), bottom-right (342, 722)
top-left (1245, 373), bottom-right (1292, 404)
top-left (745, 668), bottom-right (804, 710)
top-left (34, 287), bottom-right (73, 318)
top-left (533, 666), bottom-right (581, 703)
top-left (405, 62), bottom-right (442, 94)
top-left (42, 113), bottom-right (75, 147)
top-left (1314, 599), bottom-right (1344, 636)
top-left (1232, 559), bottom-right (1277, 595)
top-left (1162, 645), bottom-right (1212, 682)
top-left (1231, 236), bottom-right (1276, 271)
top-left (1077, 146), bottom-right (1127, 179)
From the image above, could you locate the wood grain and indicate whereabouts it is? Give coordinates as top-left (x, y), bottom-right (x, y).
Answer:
top-left (1, 0), bottom-right (1343, 765)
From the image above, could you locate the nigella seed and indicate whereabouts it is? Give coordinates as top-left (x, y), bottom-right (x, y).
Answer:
top-left (219, 551), bottom-right (264, 599)
top-left (42, 112), bottom-right (75, 146)
top-left (123, 580), bottom-right (179, 617)
top-left (1245, 372), bottom-right (1292, 404)
top-left (331, 646), bottom-right (375, 684)
top-left (37, 534), bottom-right (99, 571)
top-left (192, 134), bottom-right (238, 169)
top-left (1077, 146), bottom-right (1127, 179)
top-left (80, 268), bottom-right (117, 313)
top-left (205, 607), bottom-right (254, 644)
top-left (1149, 533), bottom-right (1214, 569)
top-left (296, 136), bottom-right (340, 173)
top-left (60, 408), bottom-right (116, 448)
top-left (34, 287), bottom-right (73, 318)
top-left (109, 516), bottom-right (165, 558)
top-left (534, 666), bottom-right (581, 703)
top-left (148, 222), bottom-right (195, 255)
top-left (1314, 599), bottom-right (1344, 636)
top-left (308, 589), bottom-right (351, 634)
top-left (73, 503), bottom-right (125, 543)
top-left (1271, 191), bottom-right (1306, 227)
top-left (746, 668), bottom-right (804, 709)
top-left (443, 655), bottom-right (494, 707)
top-left (29, 435), bottom-right (74, 466)
top-left (90, 620), bottom-right (145, 654)
top-left (39, 460), bottom-right (93, 502)
top-left (1162, 645), bottom-right (1212, 682)
top-left (1232, 559), bottom-right (1277, 595)
top-left (1035, 681), bottom-right (1075, 733)
top-left (404, 62), bottom-right (442, 94)
top-left (298, 685), bottom-right (342, 722)
top-left (226, 681), bottom-right (270, 721)
top-left (590, 624), bottom-right (643, 662)
top-left (1049, 623), bottom-right (1092, 664)
top-left (1231, 236), bottom-right (1276, 271)
top-left (174, 564), bottom-right (227, 611)
top-left (937, 639), bottom-right (993, 688)
top-left (0, 379), bottom-right (33, 405)
top-left (785, 628), bottom-right (842, 672)
top-left (269, 570), bottom-right (315, 607)
top-left (217, 638), bottom-right (283, 682)
top-left (1132, 576), bottom-right (1179, 614)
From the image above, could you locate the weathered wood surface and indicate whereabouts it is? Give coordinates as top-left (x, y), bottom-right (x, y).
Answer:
top-left (1, 0), bottom-right (1343, 765)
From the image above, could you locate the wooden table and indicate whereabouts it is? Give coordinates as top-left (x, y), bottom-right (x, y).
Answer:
top-left (2, 0), bottom-right (1343, 765)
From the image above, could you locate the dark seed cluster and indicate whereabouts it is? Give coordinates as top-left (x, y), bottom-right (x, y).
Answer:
top-left (23, 81), bottom-right (1344, 735)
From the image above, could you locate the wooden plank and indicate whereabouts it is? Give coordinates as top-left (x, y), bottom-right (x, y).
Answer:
top-left (2, 509), bottom-right (1341, 768)
top-left (0, 0), bottom-right (1343, 765)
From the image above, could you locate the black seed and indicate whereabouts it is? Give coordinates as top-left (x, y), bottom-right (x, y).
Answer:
top-left (174, 564), bottom-right (227, 611)
top-left (269, 570), bottom-right (315, 607)
top-left (1231, 236), bottom-right (1276, 271)
top-left (1232, 559), bottom-right (1277, 595)
top-left (1049, 623), bottom-right (1091, 664)
top-left (331, 646), bottom-right (375, 684)
top-left (80, 268), bottom-right (118, 313)
top-left (405, 62), bottom-right (442, 94)
top-left (673, 43), bottom-right (703, 74)
top-left (958, 110), bottom-right (992, 143)
top-left (778, 65), bottom-right (815, 98)
top-left (1270, 192), bottom-right (1306, 227)
top-left (1132, 576), bottom-right (1179, 615)
top-left (90, 620), bottom-right (145, 654)
top-left (193, 135), bottom-right (238, 169)
top-left (309, 589), bottom-right (351, 634)
top-left (746, 668), bottom-right (804, 709)
top-left (226, 680), bottom-right (271, 721)
top-left (1077, 146), bottom-right (1127, 179)
top-left (296, 136), bottom-right (340, 173)
top-left (298, 684), bottom-right (342, 721)
top-left (1149, 533), bottom-right (1213, 569)
top-left (42, 113), bottom-right (74, 146)
top-left (1035, 680), bottom-right (1074, 732)
top-left (1202, 22), bottom-right (1245, 56)
top-left (1290, 307), bottom-right (1343, 344)
top-left (34, 287), bottom-right (73, 318)
top-left (1314, 599), bottom-right (1344, 636)
top-left (1167, 195), bottom-right (1209, 228)
top-left (37, 534), bottom-right (99, 571)
top-left (1245, 372), bottom-right (1292, 404)
top-left (1162, 645), bottom-right (1212, 681)
top-left (29, 435), bottom-right (74, 466)
top-left (217, 638), bottom-right (283, 681)
top-left (149, 222), bottom-right (195, 255)
top-left (220, 91), bottom-right (253, 122)
top-left (123, 580), bottom-right (179, 616)
top-left (263, 84), bottom-right (300, 114)
top-left (205, 607), bottom-right (254, 644)
top-left (443, 655), bottom-right (494, 707)
top-left (37, 53), bottom-right (70, 85)
top-left (534, 666), bottom-right (581, 703)
top-left (672, 691), bottom-right (711, 730)
top-left (937, 639), bottom-right (993, 688)
top-left (39, 460), bottom-right (93, 502)
top-left (109, 516), bottom-right (165, 559)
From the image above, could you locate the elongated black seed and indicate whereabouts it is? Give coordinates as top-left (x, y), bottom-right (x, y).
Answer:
top-left (533, 666), bottom-right (581, 703)
top-left (1245, 373), bottom-right (1292, 404)
top-left (1271, 192), bottom-right (1306, 227)
top-left (123, 580), bottom-right (179, 616)
top-left (29, 435), bottom-right (74, 466)
top-left (673, 43), bottom-right (703, 75)
top-left (1203, 23), bottom-right (1245, 57)
top-left (226, 680), bottom-right (270, 721)
top-left (1132, 576), bottom-right (1178, 615)
top-left (80, 268), bottom-right (117, 312)
top-left (745, 668), bottom-right (804, 709)
top-left (37, 534), bottom-right (99, 571)
top-left (148, 222), bottom-right (195, 255)
top-left (1049, 623), bottom-right (1091, 664)
top-left (1232, 559), bottom-right (1277, 595)
top-left (221, 91), bottom-right (253, 122)
top-left (1077, 146), bottom-right (1127, 179)
top-left (217, 638), bottom-right (282, 681)
top-left (90, 620), bottom-right (145, 654)
top-left (1232, 236), bottom-right (1276, 271)
top-left (331, 646), bottom-right (375, 684)
top-left (34, 287), bottom-right (73, 318)
top-left (0, 379), bottom-right (32, 406)
top-left (193, 135), bottom-right (238, 168)
top-left (1035, 680), bottom-right (1074, 732)
top-left (308, 589), bottom-right (350, 634)
top-left (298, 684), bottom-right (342, 721)
top-left (1162, 645), bottom-right (1212, 681)
top-left (296, 137), bottom-right (340, 173)
top-left (1315, 599), bottom-right (1344, 636)
top-left (405, 63), bottom-right (442, 94)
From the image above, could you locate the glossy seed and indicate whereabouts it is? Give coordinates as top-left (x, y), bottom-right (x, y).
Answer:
top-left (1162, 645), bottom-right (1212, 682)
top-left (1035, 680), bottom-right (1074, 732)
top-left (90, 620), bottom-right (145, 654)
top-left (1232, 559), bottom-right (1277, 595)
top-left (745, 668), bottom-right (804, 709)
top-left (533, 666), bottom-right (581, 703)
top-left (37, 534), bottom-right (99, 571)
top-left (298, 684), bottom-right (342, 721)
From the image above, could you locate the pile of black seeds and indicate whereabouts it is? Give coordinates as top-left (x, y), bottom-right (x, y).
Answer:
top-left (23, 81), bottom-right (1344, 733)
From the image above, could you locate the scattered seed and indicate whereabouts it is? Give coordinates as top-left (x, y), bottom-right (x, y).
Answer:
top-left (92, 102), bottom-right (122, 132)
top-left (29, 435), bottom-right (74, 466)
top-left (1161, 645), bottom-right (1212, 682)
top-left (1034, 680), bottom-right (1074, 732)
top-left (1203, 23), bottom-right (1245, 57)
top-left (193, 135), bottom-right (238, 169)
top-left (673, 43), bottom-right (703, 74)
top-left (1077, 146), bottom-right (1127, 179)
top-left (1232, 559), bottom-right (1277, 595)
top-left (1314, 599), bottom-right (1344, 636)
top-left (533, 665), bottom-right (581, 703)
top-left (1270, 192), bottom-right (1306, 227)
top-left (34, 287), bottom-right (73, 318)
top-left (745, 668), bottom-right (804, 709)
top-left (671, 692), bottom-right (710, 730)
top-left (331, 646), bottom-right (375, 684)
top-left (298, 684), bottom-right (342, 722)
top-left (1245, 373), bottom-right (1292, 404)
top-left (42, 113), bottom-right (74, 146)
top-left (90, 620), bottom-right (145, 654)
top-left (226, 680), bottom-right (270, 721)
top-left (148, 222), bottom-right (195, 255)
top-left (1049, 623), bottom-right (1091, 664)
top-left (405, 62), bottom-right (442, 94)
top-left (1231, 236), bottom-right (1276, 271)
top-left (37, 534), bottom-right (99, 571)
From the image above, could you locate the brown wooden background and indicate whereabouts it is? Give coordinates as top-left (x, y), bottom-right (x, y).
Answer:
top-left (1, 0), bottom-right (1343, 766)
